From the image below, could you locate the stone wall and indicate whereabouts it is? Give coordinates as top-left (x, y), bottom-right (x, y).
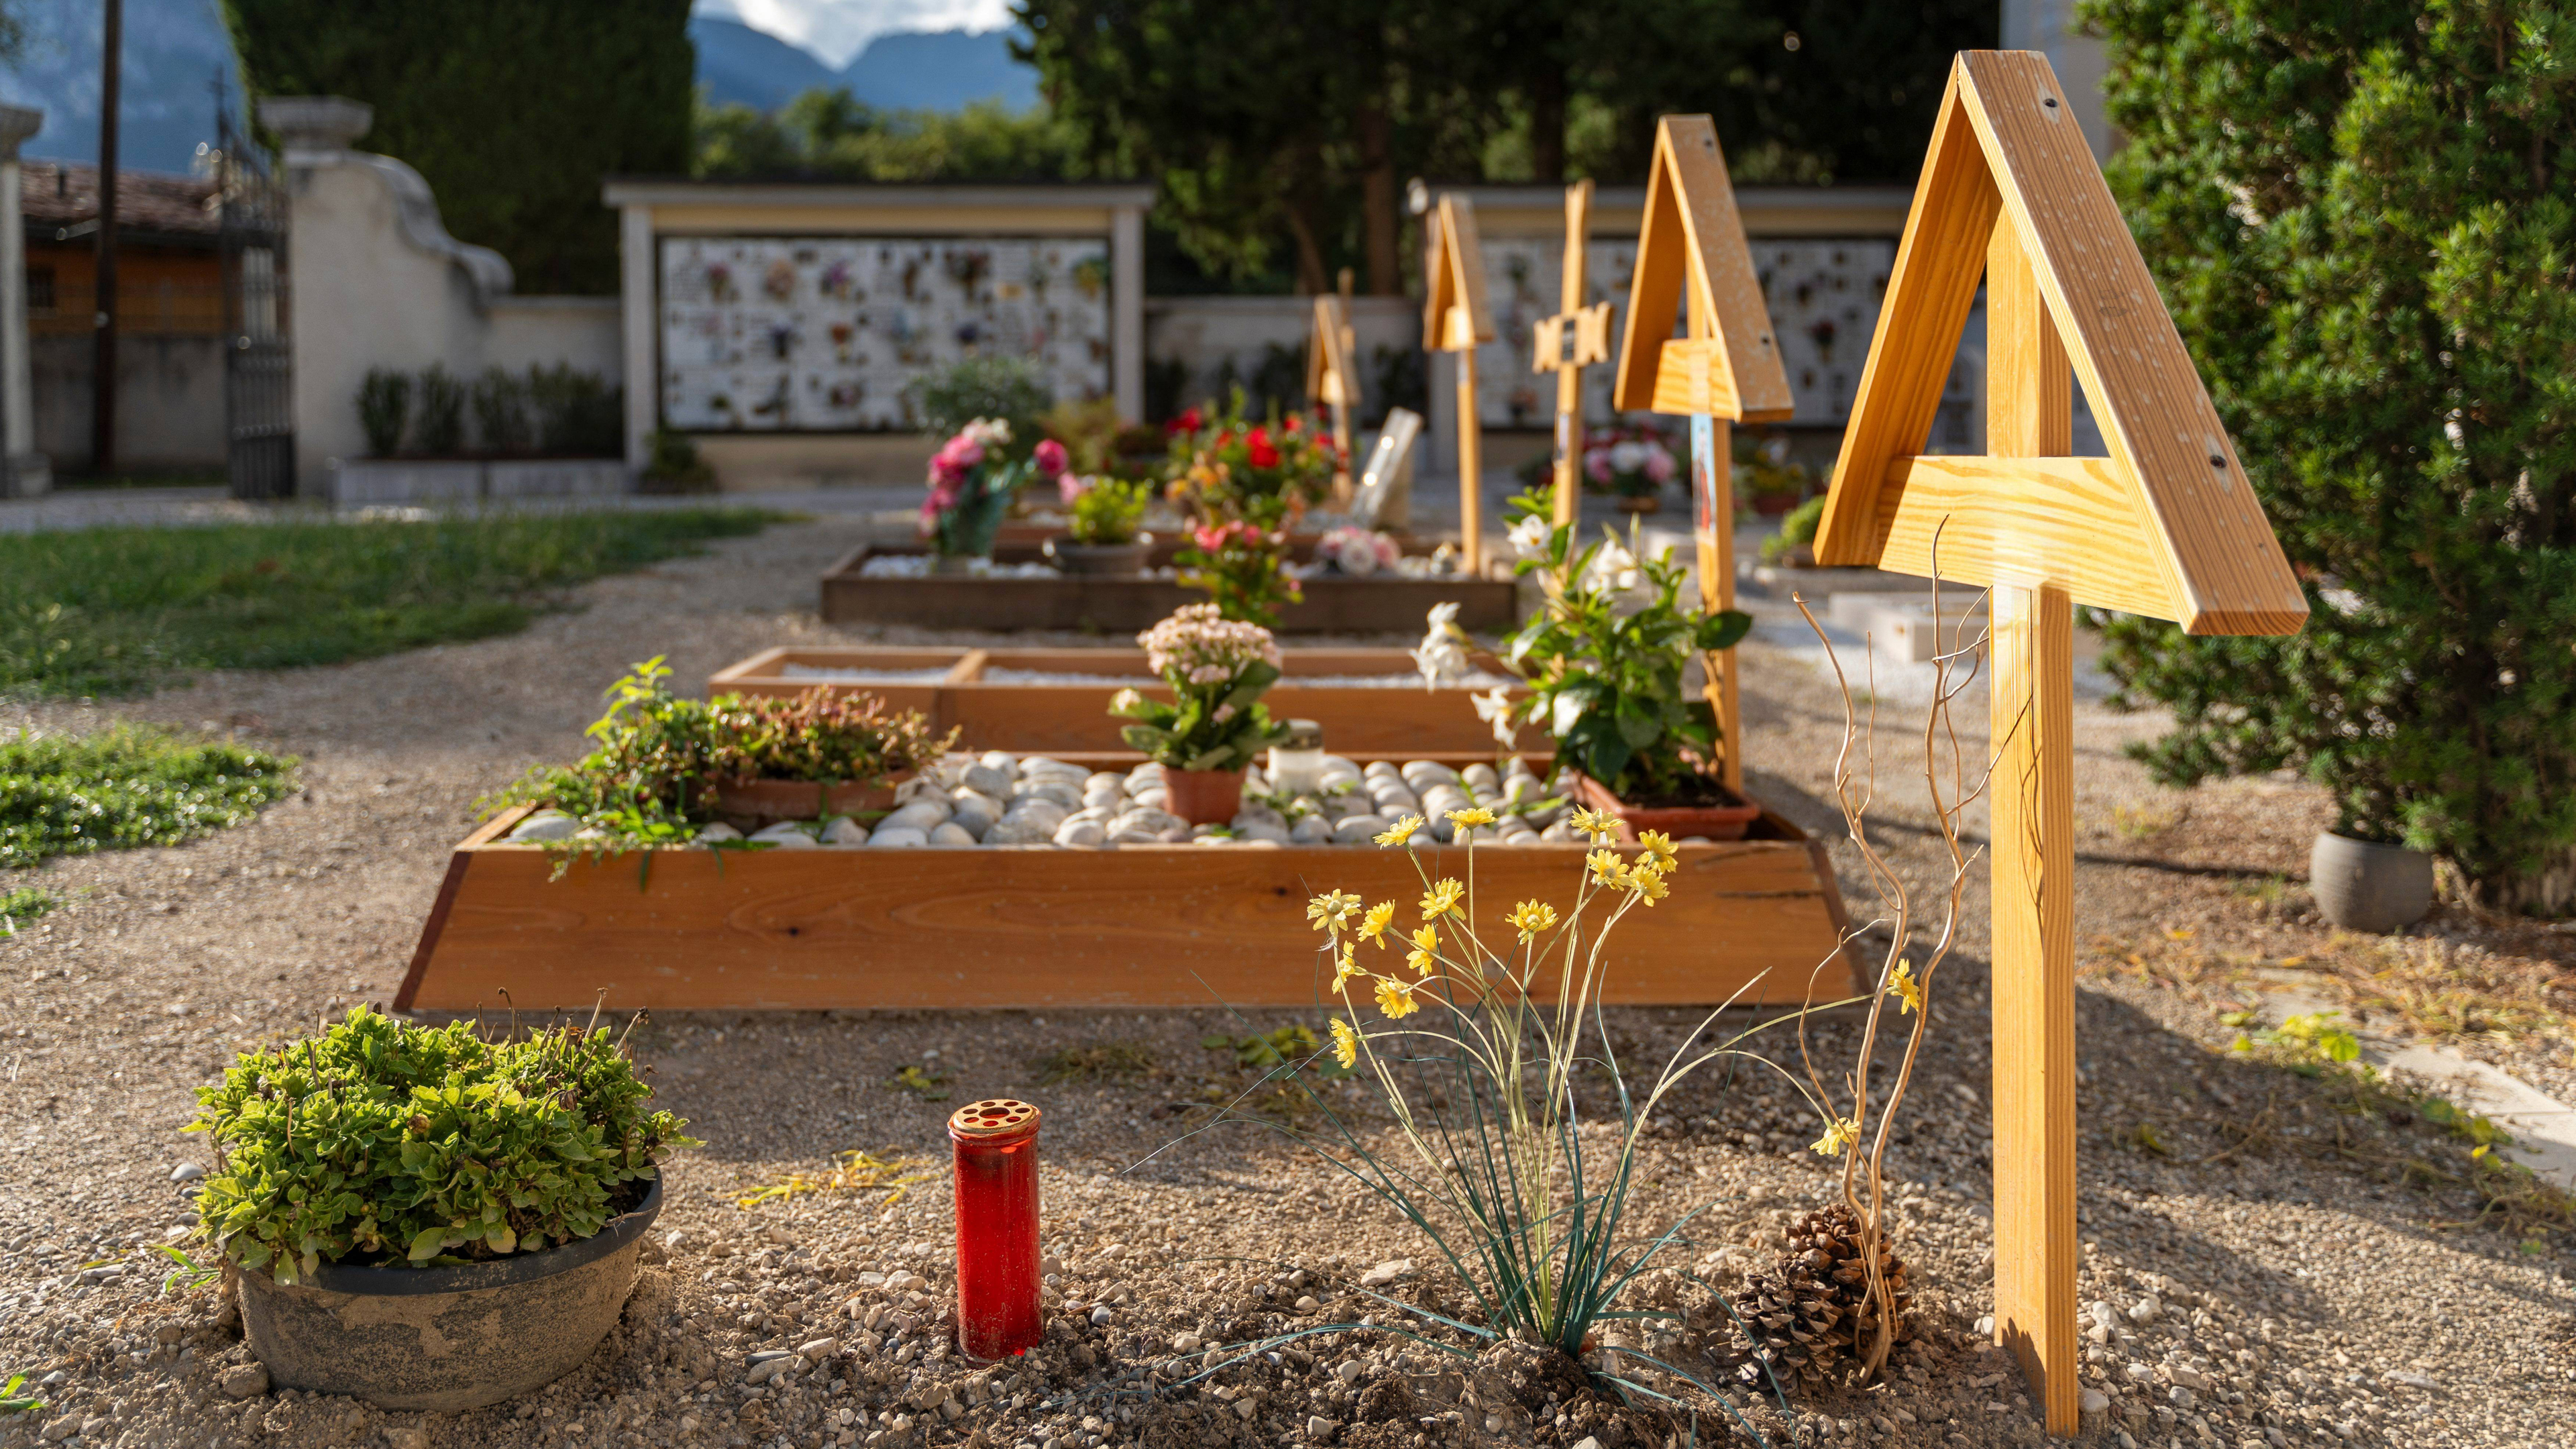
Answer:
top-left (30, 333), bottom-right (227, 471)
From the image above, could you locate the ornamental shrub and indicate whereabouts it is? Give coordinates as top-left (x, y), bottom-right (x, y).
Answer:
top-left (187, 1006), bottom-right (697, 1284)
top-left (2088, 0), bottom-right (2576, 914)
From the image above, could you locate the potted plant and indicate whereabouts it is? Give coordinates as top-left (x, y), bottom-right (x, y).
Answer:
top-left (1176, 519), bottom-right (1303, 629)
top-left (1110, 604), bottom-right (1293, 824)
top-left (921, 419), bottom-right (1065, 570)
top-left (1050, 474), bottom-right (1155, 575)
top-left (1760, 494), bottom-right (1827, 568)
top-left (1163, 390), bottom-right (1342, 529)
top-left (1579, 423), bottom-right (1678, 513)
top-left (1735, 430), bottom-right (1813, 517)
top-left (1482, 490), bottom-right (1758, 838)
top-left (1316, 525), bottom-right (1402, 576)
top-left (184, 1006), bottom-right (696, 1409)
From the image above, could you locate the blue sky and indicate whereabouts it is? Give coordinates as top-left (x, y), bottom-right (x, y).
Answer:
top-left (694, 0), bottom-right (1017, 68)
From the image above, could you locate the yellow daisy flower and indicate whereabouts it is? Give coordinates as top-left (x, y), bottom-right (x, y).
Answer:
top-left (1418, 877), bottom-right (1464, 920)
top-left (1307, 889), bottom-right (1362, 934)
top-left (1446, 806), bottom-right (1497, 828)
top-left (1373, 814), bottom-right (1424, 847)
top-left (1374, 976), bottom-right (1420, 1020)
top-left (1811, 1116), bottom-right (1860, 1157)
top-left (1506, 900), bottom-right (1558, 943)
top-left (1889, 961), bottom-right (1923, 1016)
top-left (1638, 829), bottom-right (1678, 870)
top-left (1568, 806), bottom-right (1620, 841)
top-left (1332, 945), bottom-right (1360, 994)
top-left (1330, 1018), bottom-right (1360, 1069)
top-left (1405, 925), bottom-right (1440, 975)
top-left (1628, 868), bottom-right (1669, 905)
top-left (1585, 849), bottom-right (1630, 887)
top-left (1357, 901), bottom-right (1396, 947)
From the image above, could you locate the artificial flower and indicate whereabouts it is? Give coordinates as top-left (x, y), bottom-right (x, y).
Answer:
top-left (1507, 900), bottom-right (1558, 943)
top-left (1358, 901), bottom-right (1396, 947)
top-left (1811, 1116), bottom-right (1860, 1157)
top-left (1330, 1018), bottom-right (1360, 1069)
top-left (1307, 890), bottom-right (1362, 934)
top-left (1889, 961), bottom-right (1922, 1016)
top-left (1374, 815), bottom-right (1424, 847)
top-left (1405, 925), bottom-right (1440, 975)
top-left (1418, 878), bottom-right (1464, 920)
top-left (1447, 806), bottom-right (1496, 829)
top-left (1374, 976), bottom-right (1420, 1020)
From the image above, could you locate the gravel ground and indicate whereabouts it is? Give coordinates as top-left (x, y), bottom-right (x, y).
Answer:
top-left (1, 512), bottom-right (2570, 1449)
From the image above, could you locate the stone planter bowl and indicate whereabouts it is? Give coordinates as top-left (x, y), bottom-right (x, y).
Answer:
top-left (237, 1177), bottom-right (663, 1411)
top-left (1046, 537), bottom-right (1154, 576)
top-left (2310, 830), bottom-right (2434, 934)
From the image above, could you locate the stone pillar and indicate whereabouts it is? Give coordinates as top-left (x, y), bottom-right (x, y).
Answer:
top-left (1110, 203), bottom-right (1144, 422)
top-left (619, 203), bottom-right (654, 472)
top-left (0, 105), bottom-right (49, 497)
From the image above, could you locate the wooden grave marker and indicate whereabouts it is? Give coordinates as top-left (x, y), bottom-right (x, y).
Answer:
top-left (1812, 50), bottom-right (2307, 1434)
top-left (1610, 115), bottom-right (1793, 794)
top-left (1307, 272), bottom-right (1360, 500)
top-left (1424, 193), bottom-right (1496, 572)
top-left (1529, 179), bottom-right (1614, 530)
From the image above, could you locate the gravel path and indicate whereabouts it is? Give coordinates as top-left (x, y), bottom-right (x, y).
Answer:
top-left (0, 513), bottom-right (2569, 1449)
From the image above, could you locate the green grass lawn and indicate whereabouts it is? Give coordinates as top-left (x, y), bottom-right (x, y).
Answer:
top-left (0, 507), bottom-right (782, 696)
top-left (1, 725), bottom-right (297, 869)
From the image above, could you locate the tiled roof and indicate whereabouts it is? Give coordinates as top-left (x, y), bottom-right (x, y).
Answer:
top-left (21, 160), bottom-right (219, 237)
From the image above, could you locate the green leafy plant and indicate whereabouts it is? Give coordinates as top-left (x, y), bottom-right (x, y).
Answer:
top-left (2088, 0), bottom-right (2576, 914)
top-left (154, 1243), bottom-right (223, 1295)
top-left (355, 368), bottom-right (410, 457)
top-left (638, 428), bottom-right (716, 493)
top-left (525, 364), bottom-right (624, 455)
top-left (413, 364), bottom-right (466, 455)
top-left (906, 355), bottom-right (1053, 450)
top-left (1110, 604), bottom-right (1292, 771)
top-left (889, 1064), bottom-right (951, 1100)
top-left (471, 366), bottom-right (533, 454)
top-left (0, 1372), bottom-right (40, 1416)
top-left (0, 885), bottom-right (55, 934)
top-left (1760, 494), bottom-right (1826, 565)
top-left (1491, 490), bottom-right (1752, 802)
top-left (1, 726), bottom-right (297, 869)
top-left (1176, 519), bottom-right (1301, 628)
top-left (1202, 1023), bottom-right (1350, 1079)
top-left (1037, 1040), bottom-right (1157, 1086)
top-left (1060, 475), bottom-right (1152, 545)
top-left (186, 1006), bottom-right (696, 1285)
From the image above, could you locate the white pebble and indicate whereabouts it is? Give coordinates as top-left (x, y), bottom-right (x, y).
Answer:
top-left (1053, 818), bottom-right (1106, 847)
top-left (750, 824), bottom-right (818, 849)
top-left (960, 762), bottom-right (1016, 799)
top-left (1330, 814), bottom-right (1389, 844)
top-left (822, 816), bottom-right (870, 845)
top-left (170, 1162), bottom-right (205, 1183)
top-left (867, 826), bottom-right (929, 848)
top-left (694, 822), bottom-right (743, 843)
top-left (509, 810), bottom-right (580, 842)
top-left (929, 822), bottom-right (978, 846)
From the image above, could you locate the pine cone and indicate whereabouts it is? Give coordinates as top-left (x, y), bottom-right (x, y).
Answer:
top-left (1730, 1203), bottom-right (1912, 1386)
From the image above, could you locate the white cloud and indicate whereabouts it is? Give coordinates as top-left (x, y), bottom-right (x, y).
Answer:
top-left (695, 0), bottom-right (1016, 68)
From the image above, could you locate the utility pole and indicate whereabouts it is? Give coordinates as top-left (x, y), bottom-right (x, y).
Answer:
top-left (91, 0), bottom-right (121, 475)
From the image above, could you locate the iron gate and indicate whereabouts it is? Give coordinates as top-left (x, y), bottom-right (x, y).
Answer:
top-left (217, 106), bottom-right (294, 499)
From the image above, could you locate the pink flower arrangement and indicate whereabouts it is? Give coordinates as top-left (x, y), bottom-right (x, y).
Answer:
top-left (1318, 526), bottom-right (1402, 577)
top-left (1032, 438), bottom-right (1068, 478)
top-left (1138, 602), bottom-right (1281, 680)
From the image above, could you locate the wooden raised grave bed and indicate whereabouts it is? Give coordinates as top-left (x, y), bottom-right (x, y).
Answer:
top-left (396, 759), bottom-right (1856, 1014)
top-left (709, 645), bottom-right (1527, 757)
top-left (818, 544), bottom-right (1517, 634)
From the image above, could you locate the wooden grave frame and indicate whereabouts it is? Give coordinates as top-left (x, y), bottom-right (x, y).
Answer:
top-left (1813, 51), bottom-right (2306, 1434)
top-left (1611, 115), bottom-right (1795, 794)
top-left (1424, 193), bottom-right (1497, 572)
top-left (1530, 180), bottom-right (1615, 531)
top-left (1307, 277), bottom-right (1359, 499)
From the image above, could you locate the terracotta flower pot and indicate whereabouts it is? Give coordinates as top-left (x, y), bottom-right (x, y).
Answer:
top-left (1570, 771), bottom-right (1760, 843)
top-left (237, 1177), bottom-right (663, 1411)
top-left (1161, 768), bottom-right (1244, 826)
top-left (714, 774), bottom-right (906, 826)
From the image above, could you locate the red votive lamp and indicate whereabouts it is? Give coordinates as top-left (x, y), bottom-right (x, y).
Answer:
top-left (949, 1097), bottom-right (1043, 1361)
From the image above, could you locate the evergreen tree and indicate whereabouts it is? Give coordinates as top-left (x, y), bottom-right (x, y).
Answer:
top-left (2091, 0), bottom-right (2576, 912)
top-left (225, 1), bottom-right (693, 295)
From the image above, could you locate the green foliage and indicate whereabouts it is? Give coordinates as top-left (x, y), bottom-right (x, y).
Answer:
top-left (1175, 521), bottom-right (1302, 627)
top-left (1499, 491), bottom-right (1753, 799)
top-left (0, 1371), bottom-right (39, 1417)
top-left (226, 1), bottom-right (692, 294)
top-left (356, 369), bottom-right (409, 458)
top-left (639, 429), bottom-right (716, 493)
top-left (906, 356), bottom-right (1053, 446)
top-left (1760, 494), bottom-right (1827, 564)
top-left (471, 367), bottom-right (533, 454)
top-left (413, 365), bottom-right (466, 455)
top-left (1063, 476), bottom-right (1152, 545)
top-left (2088, 0), bottom-right (2576, 912)
top-left (0, 885), bottom-right (55, 934)
top-left (186, 1006), bottom-right (696, 1285)
top-left (888, 1064), bottom-right (951, 1100)
top-left (525, 364), bottom-right (625, 455)
top-left (1202, 1023), bottom-right (1350, 1079)
top-left (694, 90), bottom-right (1085, 183)
top-left (483, 659), bottom-right (952, 841)
top-left (0, 508), bottom-right (779, 698)
top-left (2233, 1012), bottom-right (2362, 1067)
top-left (0, 727), bottom-right (296, 870)
top-left (1036, 1040), bottom-right (1157, 1085)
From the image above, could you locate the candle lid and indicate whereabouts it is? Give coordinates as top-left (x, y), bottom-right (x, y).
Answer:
top-left (1282, 718), bottom-right (1325, 750)
top-left (948, 1098), bottom-right (1041, 1144)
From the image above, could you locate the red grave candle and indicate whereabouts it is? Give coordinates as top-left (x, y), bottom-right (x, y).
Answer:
top-left (949, 1097), bottom-right (1043, 1361)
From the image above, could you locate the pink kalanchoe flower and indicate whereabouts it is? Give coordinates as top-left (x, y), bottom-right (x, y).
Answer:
top-left (1642, 444), bottom-right (1676, 484)
top-left (1032, 439), bottom-right (1068, 478)
top-left (1585, 449), bottom-right (1614, 484)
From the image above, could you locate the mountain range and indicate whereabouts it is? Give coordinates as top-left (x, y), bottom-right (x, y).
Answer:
top-left (0, 2), bottom-right (1039, 174)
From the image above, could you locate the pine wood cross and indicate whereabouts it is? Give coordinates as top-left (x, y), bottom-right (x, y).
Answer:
top-left (1813, 51), bottom-right (2307, 1436)
top-left (1307, 274), bottom-right (1359, 501)
top-left (1530, 180), bottom-right (1614, 531)
top-left (1609, 116), bottom-right (1792, 794)
top-left (1423, 193), bottom-right (1496, 573)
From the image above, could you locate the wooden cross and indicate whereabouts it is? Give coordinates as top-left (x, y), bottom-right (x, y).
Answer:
top-left (1423, 193), bottom-right (1496, 574)
top-left (1530, 180), bottom-right (1613, 531)
top-left (1307, 271), bottom-right (1359, 502)
top-left (1813, 51), bottom-right (2308, 1436)
top-left (1611, 116), bottom-right (1792, 795)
